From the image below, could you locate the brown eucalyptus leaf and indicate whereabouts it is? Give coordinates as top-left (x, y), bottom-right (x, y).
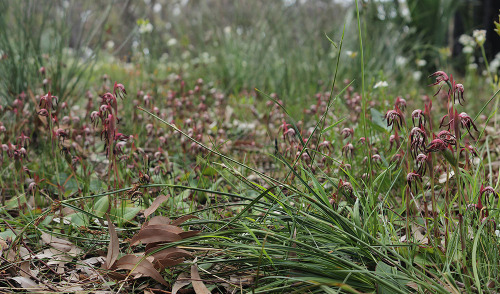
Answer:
top-left (144, 195), bottom-right (170, 218)
top-left (142, 224), bottom-right (184, 234)
top-left (106, 214), bottom-right (119, 269)
top-left (146, 247), bottom-right (192, 269)
top-left (147, 247), bottom-right (192, 260)
top-left (179, 231), bottom-right (201, 239)
top-left (172, 272), bottom-right (191, 294)
top-left (171, 215), bottom-right (199, 226)
top-left (114, 254), bottom-right (168, 286)
top-left (146, 216), bottom-right (172, 226)
top-left (41, 232), bottom-right (73, 252)
top-left (19, 261), bottom-right (31, 278)
top-left (130, 228), bottom-right (182, 246)
top-left (191, 261), bottom-right (211, 294)
top-left (155, 257), bottom-right (185, 269)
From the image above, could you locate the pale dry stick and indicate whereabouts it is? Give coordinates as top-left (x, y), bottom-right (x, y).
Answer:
top-left (198, 265), bottom-right (241, 289)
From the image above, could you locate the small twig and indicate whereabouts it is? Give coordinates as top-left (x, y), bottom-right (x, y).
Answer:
top-left (3, 221), bottom-right (60, 276)
top-left (0, 255), bottom-right (58, 292)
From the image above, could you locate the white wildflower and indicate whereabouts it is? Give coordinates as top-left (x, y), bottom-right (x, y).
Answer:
top-left (172, 5), bottom-right (181, 16)
top-left (139, 22), bottom-right (153, 34)
top-left (473, 29), bottom-right (486, 46)
top-left (373, 81), bottom-right (388, 89)
top-left (462, 46), bottom-right (474, 54)
top-left (132, 40), bottom-right (139, 50)
top-left (416, 59), bottom-right (427, 67)
top-left (105, 40), bottom-right (115, 50)
top-left (395, 56), bottom-right (407, 67)
top-left (458, 34), bottom-right (475, 47)
top-left (412, 71), bottom-right (422, 81)
top-left (490, 59), bottom-right (500, 73)
top-left (153, 3), bottom-right (162, 13)
top-left (181, 51), bottom-right (190, 60)
top-left (167, 38), bottom-right (178, 46)
top-left (468, 63), bottom-right (478, 70)
top-left (346, 51), bottom-right (357, 58)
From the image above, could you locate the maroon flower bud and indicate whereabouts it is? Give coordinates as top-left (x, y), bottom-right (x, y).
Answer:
top-left (37, 109), bottom-right (49, 117)
top-left (454, 83), bottom-right (465, 105)
top-left (416, 153), bottom-right (427, 175)
top-left (409, 126), bottom-right (427, 157)
top-left (113, 82), bottom-right (127, 99)
top-left (384, 106), bottom-right (404, 130)
top-left (395, 96), bottom-right (406, 111)
top-left (411, 109), bottom-right (425, 127)
top-left (428, 71), bottom-right (449, 96)
top-left (406, 171), bottom-right (422, 190)
top-left (437, 130), bottom-right (456, 145)
top-left (425, 138), bottom-right (447, 153)
top-left (340, 128), bottom-right (354, 139)
top-left (338, 179), bottom-right (354, 197)
top-left (342, 142), bottom-right (354, 158)
top-left (458, 112), bottom-right (478, 139)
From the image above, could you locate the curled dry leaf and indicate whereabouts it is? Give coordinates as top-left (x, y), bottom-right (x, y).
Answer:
top-left (143, 194), bottom-right (169, 218)
top-left (106, 214), bottom-right (119, 269)
top-left (146, 247), bottom-right (192, 270)
top-left (114, 254), bottom-right (168, 286)
top-left (130, 216), bottom-right (200, 246)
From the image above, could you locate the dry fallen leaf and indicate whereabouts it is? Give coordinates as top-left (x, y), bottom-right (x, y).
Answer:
top-left (0, 237), bottom-right (8, 254)
top-left (172, 272), bottom-right (191, 294)
top-left (191, 259), bottom-right (211, 294)
top-left (171, 215), bottom-right (199, 226)
top-left (114, 254), bottom-right (168, 286)
top-left (11, 276), bottom-right (45, 291)
top-left (106, 214), bottom-right (119, 269)
top-left (19, 261), bottom-right (31, 278)
top-left (179, 231), bottom-right (201, 239)
top-left (147, 215), bottom-right (172, 226)
top-left (146, 247), bottom-right (192, 269)
top-left (144, 195), bottom-right (169, 218)
top-left (41, 232), bottom-right (74, 252)
top-left (130, 227), bottom-right (183, 246)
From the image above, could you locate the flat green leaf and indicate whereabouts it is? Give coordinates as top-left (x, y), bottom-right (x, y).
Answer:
top-left (69, 212), bottom-right (89, 227)
top-left (370, 108), bottom-right (390, 132)
top-left (93, 196), bottom-right (109, 218)
top-left (121, 206), bottom-right (141, 223)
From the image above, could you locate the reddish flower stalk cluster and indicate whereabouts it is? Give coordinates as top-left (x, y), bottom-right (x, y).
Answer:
top-left (383, 70), bottom-right (488, 213)
top-left (91, 82), bottom-right (129, 159)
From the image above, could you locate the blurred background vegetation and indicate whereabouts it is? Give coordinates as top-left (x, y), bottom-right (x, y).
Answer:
top-left (0, 0), bottom-right (499, 109)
